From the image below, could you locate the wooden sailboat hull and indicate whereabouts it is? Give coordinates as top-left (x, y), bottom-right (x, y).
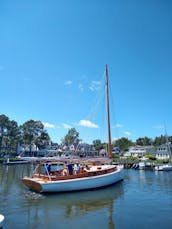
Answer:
top-left (22, 165), bottom-right (124, 193)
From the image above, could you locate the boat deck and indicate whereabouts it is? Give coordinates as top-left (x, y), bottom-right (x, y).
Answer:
top-left (28, 165), bottom-right (118, 182)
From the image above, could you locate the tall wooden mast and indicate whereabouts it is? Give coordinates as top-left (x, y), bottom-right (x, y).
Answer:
top-left (106, 64), bottom-right (112, 159)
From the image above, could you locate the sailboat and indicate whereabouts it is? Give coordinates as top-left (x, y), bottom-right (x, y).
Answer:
top-left (22, 65), bottom-right (124, 193)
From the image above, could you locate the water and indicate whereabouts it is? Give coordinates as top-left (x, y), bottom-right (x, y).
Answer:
top-left (0, 164), bottom-right (172, 229)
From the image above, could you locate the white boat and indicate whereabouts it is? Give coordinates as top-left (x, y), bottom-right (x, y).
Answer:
top-left (155, 164), bottom-right (172, 171)
top-left (22, 65), bottom-right (124, 193)
top-left (138, 161), bottom-right (145, 170)
top-left (0, 214), bottom-right (4, 229)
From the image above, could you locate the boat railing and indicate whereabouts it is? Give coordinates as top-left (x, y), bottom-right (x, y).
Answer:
top-left (43, 164), bottom-right (52, 181)
top-left (33, 165), bottom-right (117, 181)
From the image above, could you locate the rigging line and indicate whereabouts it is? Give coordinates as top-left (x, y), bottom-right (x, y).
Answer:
top-left (163, 122), bottom-right (171, 159)
top-left (108, 75), bottom-right (119, 141)
top-left (86, 71), bottom-right (105, 122)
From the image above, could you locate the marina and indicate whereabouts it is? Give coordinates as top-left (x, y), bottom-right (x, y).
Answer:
top-left (0, 164), bottom-right (172, 229)
top-left (1, 1), bottom-right (171, 228)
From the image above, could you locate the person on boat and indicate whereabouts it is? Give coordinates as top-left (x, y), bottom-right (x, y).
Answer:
top-left (73, 163), bottom-right (80, 174)
top-left (47, 164), bottom-right (51, 173)
top-left (76, 163), bottom-right (80, 174)
top-left (62, 168), bottom-right (68, 176)
top-left (67, 163), bottom-right (73, 175)
top-left (74, 163), bottom-right (78, 175)
top-left (80, 165), bottom-right (84, 173)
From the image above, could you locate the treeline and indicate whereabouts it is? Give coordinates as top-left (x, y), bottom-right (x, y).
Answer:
top-left (0, 114), bottom-right (50, 156)
top-left (0, 114), bottom-right (171, 156)
top-left (92, 135), bottom-right (172, 153)
top-left (112, 135), bottom-right (172, 152)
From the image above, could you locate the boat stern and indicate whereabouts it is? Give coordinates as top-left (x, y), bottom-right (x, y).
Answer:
top-left (22, 177), bottom-right (43, 193)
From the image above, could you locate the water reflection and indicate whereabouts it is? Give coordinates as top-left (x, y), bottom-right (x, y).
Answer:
top-left (50, 184), bottom-right (123, 215)
top-left (22, 183), bottom-right (124, 229)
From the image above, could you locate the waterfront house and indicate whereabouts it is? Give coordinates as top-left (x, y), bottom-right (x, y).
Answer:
top-left (124, 145), bottom-right (154, 158)
top-left (17, 143), bottom-right (39, 157)
top-left (155, 143), bottom-right (172, 160)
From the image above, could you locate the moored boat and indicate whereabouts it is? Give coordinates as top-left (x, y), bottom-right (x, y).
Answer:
top-left (22, 163), bottom-right (124, 193)
top-left (155, 164), bottom-right (172, 171)
top-left (3, 158), bottom-right (30, 165)
top-left (138, 161), bottom-right (145, 170)
top-left (22, 65), bottom-right (124, 193)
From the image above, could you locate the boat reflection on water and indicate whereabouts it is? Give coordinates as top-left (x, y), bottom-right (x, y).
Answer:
top-left (62, 184), bottom-right (123, 229)
top-left (23, 183), bottom-right (124, 229)
top-left (57, 184), bottom-right (124, 217)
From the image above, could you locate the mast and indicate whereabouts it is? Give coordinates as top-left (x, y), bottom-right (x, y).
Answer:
top-left (105, 64), bottom-right (112, 159)
top-left (164, 124), bottom-right (172, 160)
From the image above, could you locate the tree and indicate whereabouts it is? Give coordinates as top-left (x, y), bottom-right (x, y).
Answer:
top-left (7, 120), bottom-right (20, 155)
top-left (168, 136), bottom-right (172, 144)
top-left (0, 114), bottom-right (10, 154)
top-left (21, 120), bottom-right (45, 153)
top-left (35, 132), bottom-right (50, 149)
top-left (136, 137), bottom-right (153, 146)
top-left (112, 137), bottom-right (134, 152)
top-left (0, 115), bottom-right (21, 156)
top-left (63, 128), bottom-right (80, 145)
top-left (92, 139), bottom-right (103, 151)
top-left (153, 135), bottom-right (166, 146)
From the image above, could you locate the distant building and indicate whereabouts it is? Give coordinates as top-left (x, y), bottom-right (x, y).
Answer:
top-left (155, 143), bottom-right (172, 160)
top-left (17, 143), bottom-right (39, 156)
top-left (112, 147), bottom-right (121, 154)
top-left (124, 145), bottom-right (154, 158)
top-left (99, 149), bottom-right (107, 157)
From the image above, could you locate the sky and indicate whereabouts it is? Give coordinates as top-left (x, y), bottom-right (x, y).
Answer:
top-left (0, 0), bottom-right (172, 144)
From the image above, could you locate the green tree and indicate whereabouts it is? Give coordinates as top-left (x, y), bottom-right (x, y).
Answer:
top-left (136, 137), bottom-right (152, 146)
top-left (63, 128), bottom-right (80, 145)
top-left (92, 139), bottom-right (103, 151)
top-left (0, 114), bottom-right (10, 154)
top-left (0, 115), bottom-right (21, 156)
top-left (35, 132), bottom-right (50, 149)
top-left (7, 120), bottom-right (20, 155)
top-left (168, 136), bottom-right (172, 144)
top-left (21, 120), bottom-right (45, 153)
top-left (112, 137), bottom-right (133, 152)
top-left (153, 135), bottom-right (166, 146)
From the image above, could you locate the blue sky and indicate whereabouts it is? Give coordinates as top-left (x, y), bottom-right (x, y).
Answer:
top-left (0, 0), bottom-right (172, 144)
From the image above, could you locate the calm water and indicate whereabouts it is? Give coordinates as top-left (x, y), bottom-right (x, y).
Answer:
top-left (0, 164), bottom-right (172, 229)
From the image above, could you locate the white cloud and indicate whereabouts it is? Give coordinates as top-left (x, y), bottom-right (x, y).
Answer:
top-left (78, 83), bottom-right (84, 92)
top-left (124, 131), bottom-right (131, 136)
top-left (64, 80), bottom-right (72, 86)
top-left (43, 122), bottom-right (55, 128)
top-left (89, 81), bottom-right (101, 91)
top-left (62, 123), bottom-right (73, 129)
top-left (78, 120), bottom-right (99, 128)
top-left (114, 123), bottom-right (123, 128)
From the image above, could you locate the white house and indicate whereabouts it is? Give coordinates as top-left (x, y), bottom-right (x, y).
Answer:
top-left (124, 145), bottom-right (154, 158)
top-left (155, 143), bottom-right (172, 160)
